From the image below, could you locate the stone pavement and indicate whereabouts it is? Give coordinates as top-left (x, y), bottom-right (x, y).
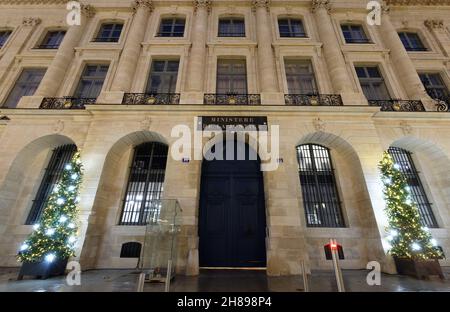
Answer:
top-left (0, 267), bottom-right (449, 292)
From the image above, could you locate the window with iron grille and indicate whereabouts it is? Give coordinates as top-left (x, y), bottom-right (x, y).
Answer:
top-left (216, 59), bottom-right (248, 94)
top-left (398, 32), bottom-right (427, 51)
top-left (38, 30), bottom-right (66, 49)
top-left (120, 242), bottom-right (142, 258)
top-left (419, 73), bottom-right (449, 100)
top-left (146, 60), bottom-right (179, 93)
top-left (26, 144), bottom-right (77, 225)
top-left (285, 59), bottom-right (317, 94)
top-left (157, 18), bottom-right (185, 37)
top-left (120, 142), bottom-right (168, 225)
top-left (388, 147), bottom-right (438, 228)
top-left (278, 18), bottom-right (307, 38)
top-left (74, 64), bottom-right (109, 99)
top-left (355, 66), bottom-right (391, 100)
top-left (218, 18), bottom-right (245, 37)
top-left (296, 144), bottom-right (344, 227)
top-left (3, 68), bottom-right (46, 108)
top-left (341, 24), bottom-right (370, 43)
top-left (0, 30), bottom-right (12, 48)
top-left (94, 23), bottom-right (123, 42)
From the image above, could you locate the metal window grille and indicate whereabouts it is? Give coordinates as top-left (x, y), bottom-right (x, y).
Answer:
top-left (157, 18), bottom-right (185, 37)
top-left (119, 142), bottom-right (168, 225)
top-left (120, 242), bottom-right (142, 258)
top-left (278, 18), bottom-right (306, 38)
top-left (398, 32), bottom-right (427, 51)
top-left (0, 30), bottom-right (12, 48)
top-left (26, 144), bottom-right (77, 225)
top-left (388, 147), bottom-right (438, 228)
top-left (296, 144), bottom-right (345, 227)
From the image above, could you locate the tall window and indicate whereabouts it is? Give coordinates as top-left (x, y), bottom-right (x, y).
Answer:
top-left (73, 64), bottom-right (109, 99)
top-left (355, 66), bottom-right (390, 100)
top-left (278, 18), bottom-right (306, 38)
top-left (26, 144), bottom-right (77, 225)
top-left (94, 23), bottom-right (123, 42)
top-left (341, 24), bottom-right (370, 43)
top-left (388, 147), bottom-right (438, 228)
top-left (218, 18), bottom-right (245, 37)
top-left (3, 68), bottom-right (46, 108)
top-left (398, 32), bottom-right (427, 51)
top-left (216, 59), bottom-right (247, 94)
top-left (157, 18), bottom-right (185, 37)
top-left (297, 144), bottom-right (344, 227)
top-left (38, 30), bottom-right (66, 49)
top-left (0, 30), bottom-right (12, 48)
top-left (419, 73), bottom-right (448, 100)
top-left (285, 60), bottom-right (317, 94)
top-left (120, 142), bottom-right (168, 225)
top-left (146, 60), bottom-right (179, 93)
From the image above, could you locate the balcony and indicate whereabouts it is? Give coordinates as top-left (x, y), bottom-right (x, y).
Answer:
top-left (368, 99), bottom-right (425, 112)
top-left (40, 97), bottom-right (95, 109)
top-left (122, 93), bottom-right (180, 105)
top-left (433, 96), bottom-right (450, 112)
top-left (204, 93), bottom-right (261, 105)
top-left (284, 94), bottom-right (343, 106)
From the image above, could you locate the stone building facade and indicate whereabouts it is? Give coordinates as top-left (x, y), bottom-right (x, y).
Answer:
top-left (0, 0), bottom-right (449, 276)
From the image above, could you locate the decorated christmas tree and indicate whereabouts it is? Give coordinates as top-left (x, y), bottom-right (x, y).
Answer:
top-left (379, 151), bottom-right (442, 260)
top-left (18, 151), bottom-right (83, 263)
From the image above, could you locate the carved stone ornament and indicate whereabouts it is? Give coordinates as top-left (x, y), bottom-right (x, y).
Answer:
top-left (424, 19), bottom-right (444, 30)
top-left (81, 4), bottom-right (96, 18)
top-left (140, 116), bottom-right (152, 131)
top-left (399, 120), bottom-right (413, 136)
top-left (22, 17), bottom-right (41, 26)
top-left (53, 120), bottom-right (65, 133)
top-left (310, 0), bottom-right (331, 14)
top-left (132, 0), bottom-right (154, 13)
top-left (193, 0), bottom-right (212, 13)
top-left (312, 117), bottom-right (326, 132)
top-left (252, 0), bottom-right (271, 12)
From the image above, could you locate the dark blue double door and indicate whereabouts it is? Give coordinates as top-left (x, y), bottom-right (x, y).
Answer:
top-left (199, 147), bottom-right (267, 268)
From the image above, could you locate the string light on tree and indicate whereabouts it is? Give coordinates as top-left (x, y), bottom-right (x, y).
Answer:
top-left (17, 152), bottom-right (84, 264)
top-left (378, 151), bottom-right (442, 260)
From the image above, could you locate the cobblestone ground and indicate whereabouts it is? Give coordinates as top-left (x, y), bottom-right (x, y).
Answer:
top-left (0, 267), bottom-right (449, 292)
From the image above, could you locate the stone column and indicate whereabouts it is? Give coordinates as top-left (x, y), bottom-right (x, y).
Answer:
top-left (378, 7), bottom-right (434, 110)
top-left (0, 17), bottom-right (41, 85)
top-left (425, 20), bottom-right (450, 58)
top-left (110, 0), bottom-right (153, 95)
top-left (181, 0), bottom-right (211, 104)
top-left (311, 0), bottom-right (362, 105)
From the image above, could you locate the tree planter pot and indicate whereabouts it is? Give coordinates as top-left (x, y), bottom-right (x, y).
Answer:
top-left (18, 258), bottom-right (68, 280)
top-left (394, 257), bottom-right (444, 280)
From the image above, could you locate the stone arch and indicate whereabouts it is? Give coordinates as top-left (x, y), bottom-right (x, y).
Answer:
top-left (80, 130), bottom-right (168, 269)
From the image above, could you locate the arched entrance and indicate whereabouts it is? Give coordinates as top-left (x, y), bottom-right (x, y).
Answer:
top-left (199, 140), bottom-right (266, 268)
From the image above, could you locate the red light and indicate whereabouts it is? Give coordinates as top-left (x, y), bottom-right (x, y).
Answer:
top-left (330, 243), bottom-right (337, 250)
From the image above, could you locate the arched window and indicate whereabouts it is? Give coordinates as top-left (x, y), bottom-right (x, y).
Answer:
top-left (218, 17), bottom-right (245, 37)
top-left (398, 32), bottom-right (427, 51)
top-left (388, 147), bottom-right (438, 227)
top-left (119, 142), bottom-right (168, 225)
top-left (278, 18), bottom-right (306, 38)
top-left (26, 144), bottom-right (77, 224)
top-left (296, 144), bottom-right (344, 227)
top-left (120, 242), bottom-right (142, 258)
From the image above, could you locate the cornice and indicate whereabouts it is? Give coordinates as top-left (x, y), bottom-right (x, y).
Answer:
top-left (385, 0), bottom-right (450, 5)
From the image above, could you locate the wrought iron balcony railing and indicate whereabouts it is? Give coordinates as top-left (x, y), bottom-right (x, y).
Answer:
top-left (433, 96), bottom-right (450, 112)
top-left (368, 99), bottom-right (425, 112)
top-left (40, 97), bottom-right (95, 109)
top-left (122, 93), bottom-right (180, 105)
top-left (284, 94), bottom-right (343, 106)
top-left (203, 93), bottom-right (261, 105)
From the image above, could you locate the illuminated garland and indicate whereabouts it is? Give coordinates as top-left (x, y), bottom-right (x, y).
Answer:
top-left (17, 152), bottom-right (83, 263)
top-left (379, 151), bottom-right (442, 260)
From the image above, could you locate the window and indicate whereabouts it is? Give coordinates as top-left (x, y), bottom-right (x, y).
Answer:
top-left (398, 32), bottom-right (427, 51)
top-left (388, 147), bottom-right (438, 228)
top-left (278, 18), bottom-right (306, 38)
top-left (3, 68), bottom-right (46, 108)
top-left (157, 18), bottom-right (185, 37)
top-left (26, 144), bottom-right (77, 225)
top-left (341, 24), bottom-right (370, 43)
top-left (120, 242), bottom-right (142, 258)
top-left (419, 73), bottom-right (449, 100)
top-left (297, 144), bottom-right (344, 227)
top-left (38, 30), bottom-right (66, 49)
top-left (216, 59), bottom-right (247, 94)
top-left (0, 30), bottom-right (12, 48)
top-left (285, 60), bottom-right (317, 94)
top-left (146, 60), bottom-right (179, 93)
top-left (73, 64), bottom-right (109, 99)
top-left (218, 18), bottom-right (245, 37)
top-left (120, 142), bottom-right (168, 225)
top-left (94, 23), bottom-right (123, 42)
top-left (355, 66), bottom-right (390, 100)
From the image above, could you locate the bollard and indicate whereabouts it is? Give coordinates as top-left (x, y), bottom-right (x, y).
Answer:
top-left (330, 238), bottom-right (345, 292)
top-left (165, 259), bottom-right (172, 292)
top-left (300, 260), bottom-right (309, 292)
top-left (136, 272), bottom-right (145, 292)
